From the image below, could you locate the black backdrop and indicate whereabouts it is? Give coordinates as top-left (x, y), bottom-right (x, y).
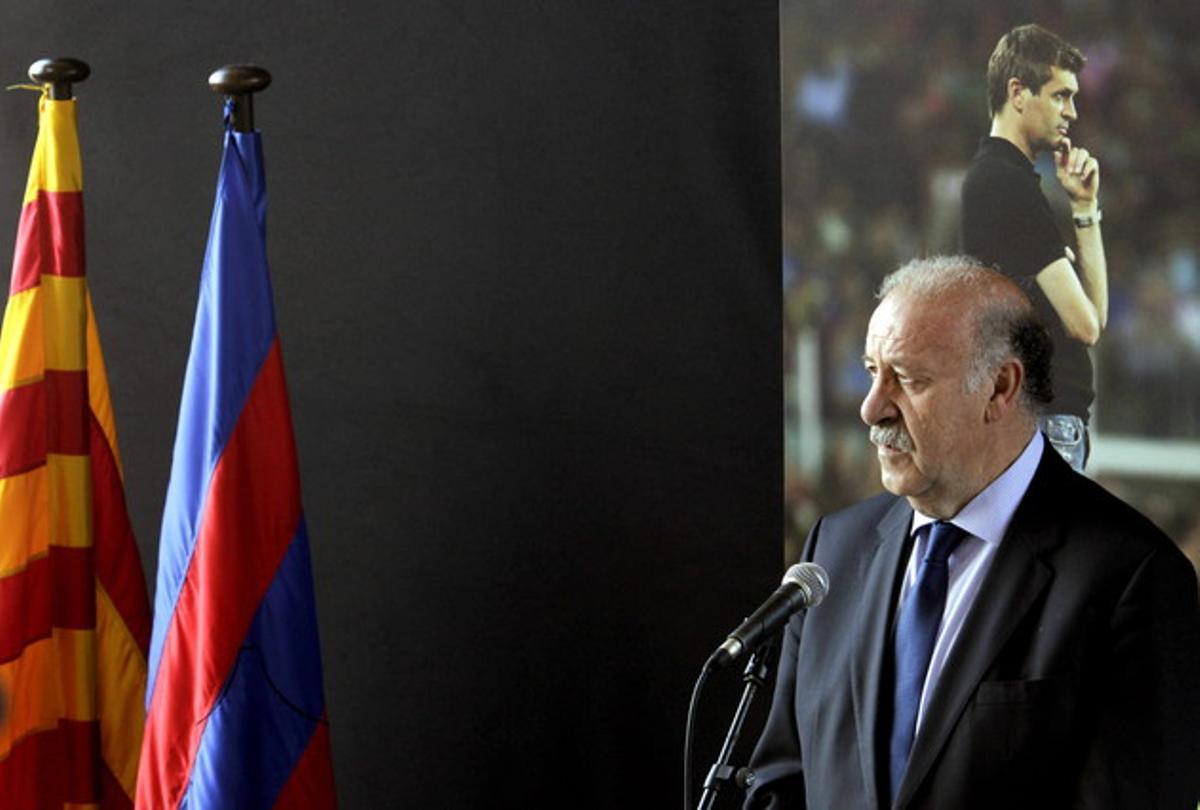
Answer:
top-left (0, 2), bottom-right (780, 806)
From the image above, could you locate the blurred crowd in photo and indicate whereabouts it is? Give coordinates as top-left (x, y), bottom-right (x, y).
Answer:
top-left (781, 0), bottom-right (1200, 568)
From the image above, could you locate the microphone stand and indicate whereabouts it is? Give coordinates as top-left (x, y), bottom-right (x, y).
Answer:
top-left (695, 637), bottom-right (777, 810)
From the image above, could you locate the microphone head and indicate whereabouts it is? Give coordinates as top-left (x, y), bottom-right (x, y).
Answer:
top-left (782, 562), bottom-right (829, 608)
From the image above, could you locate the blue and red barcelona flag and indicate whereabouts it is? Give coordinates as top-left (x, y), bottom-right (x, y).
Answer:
top-left (136, 109), bottom-right (336, 808)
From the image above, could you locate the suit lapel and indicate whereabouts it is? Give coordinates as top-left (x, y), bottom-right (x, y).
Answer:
top-left (895, 450), bottom-right (1068, 808)
top-left (850, 498), bottom-right (913, 810)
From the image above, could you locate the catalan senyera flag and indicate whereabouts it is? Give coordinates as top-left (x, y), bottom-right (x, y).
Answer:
top-left (0, 95), bottom-right (152, 805)
top-left (136, 111), bottom-right (336, 808)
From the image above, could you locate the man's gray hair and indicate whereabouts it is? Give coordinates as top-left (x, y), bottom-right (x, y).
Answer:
top-left (877, 255), bottom-right (1054, 413)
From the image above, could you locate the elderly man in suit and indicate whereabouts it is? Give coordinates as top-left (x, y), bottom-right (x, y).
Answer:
top-left (744, 255), bottom-right (1200, 809)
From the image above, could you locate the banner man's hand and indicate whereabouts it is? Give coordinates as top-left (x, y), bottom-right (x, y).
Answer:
top-left (1055, 137), bottom-right (1100, 205)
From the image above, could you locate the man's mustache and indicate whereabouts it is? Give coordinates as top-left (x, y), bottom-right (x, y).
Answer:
top-left (870, 422), bottom-right (914, 452)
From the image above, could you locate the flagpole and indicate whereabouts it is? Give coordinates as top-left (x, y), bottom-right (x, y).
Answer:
top-left (28, 57), bottom-right (90, 99)
top-left (208, 65), bottom-right (271, 132)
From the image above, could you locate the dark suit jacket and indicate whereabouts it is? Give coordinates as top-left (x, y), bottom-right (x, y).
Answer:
top-left (745, 446), bottom-right (1200, 809)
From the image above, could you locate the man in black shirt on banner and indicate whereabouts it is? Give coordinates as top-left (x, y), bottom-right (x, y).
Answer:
top-left (961, 23), bottom-right (1107, 471)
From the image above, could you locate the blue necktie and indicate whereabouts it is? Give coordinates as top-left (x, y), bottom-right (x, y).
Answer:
top-left (887, 520), bottom-right (967, 803)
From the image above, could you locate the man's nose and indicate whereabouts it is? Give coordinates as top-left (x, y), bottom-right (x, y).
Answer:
top-left (1064, 99), bottom-right (1077, 120)
top-left (860, 376), bottom-right (899, 426)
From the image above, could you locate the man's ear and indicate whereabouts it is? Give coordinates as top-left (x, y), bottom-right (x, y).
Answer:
top-left (985, 359), bottom-right (1024, 423)
top-left (1007, 77), bottom-right (1026, 113)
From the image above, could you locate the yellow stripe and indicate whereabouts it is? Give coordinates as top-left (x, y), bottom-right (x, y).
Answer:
top-left (57, 627), bottom-right (96, 723)
top-left (47, 454), bottom-right (91, 549)
top-left (0, 467), bottom-right (49, 575)
top-left (0, 636), bottom-right (60, 756)
top-left (56, 628), bottom-right (96, 724)
top-left (0, 628), bottom-right (100, 754)
top-left (23, 99), bottom-right (82, 204)
top-left (0, 287), bottom-right (44, 389)
top-left (85, 293), bottom-right (123, 479)
top-left (95, 584), bottom-right (144, 798)
top-left (0, 610), bottom-right (133, 783)
top-left (41, 276), bottom-right (86, 372)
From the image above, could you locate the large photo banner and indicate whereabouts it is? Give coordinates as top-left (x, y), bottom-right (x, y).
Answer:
top-left (781, 1), bottom-right (1200, 571)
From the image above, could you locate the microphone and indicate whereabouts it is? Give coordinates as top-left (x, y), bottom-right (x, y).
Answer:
top-left (708, 562), bottom-right (829, 671)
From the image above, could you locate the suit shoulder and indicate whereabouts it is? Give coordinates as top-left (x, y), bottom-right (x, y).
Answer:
top-left (1038, 461), bottom-right (1186, 566)
top-left (1066, 471), bottom-right (1169, 540)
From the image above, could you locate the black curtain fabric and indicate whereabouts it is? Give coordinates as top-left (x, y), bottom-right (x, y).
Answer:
top-left (0, 2), bottom-right (780, 805)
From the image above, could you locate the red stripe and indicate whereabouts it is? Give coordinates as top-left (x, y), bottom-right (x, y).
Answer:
top-left (43, 191), bottom-right (86, 278)
top-left (0, 381), bottom-right (46, 477)
top-left (272, 718), bottom-right (337, 809)
top-left (90, 414), bottom-right (151, 654)
top-left (100, 753), bottom-right (134, 810)
top-left (0, 373), bottom-right (88, 475)
top-left (0, 546), bottom-right (95, 663)
top-left (10, 192), bottom-right (85, 293)
top-left (0, 720), bottom-right (106, 807)
top-left (0, 726), bottom-right (64, 809)
top-left (61, 718), bottom-right (101, 804)
top-left (10, 201), bottom-right (41, 294)
top-left (139, 340), bottom-right (301, 808)
top-left (47, 370), bottom-right (89, 455)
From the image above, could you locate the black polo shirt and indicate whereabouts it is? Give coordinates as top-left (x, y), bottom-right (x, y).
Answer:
top-left (961, 136), bottom-right (1094, 420)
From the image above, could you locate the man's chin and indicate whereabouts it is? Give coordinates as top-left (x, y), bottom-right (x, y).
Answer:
top-left (1033, 134), bottom-right (1062, 154)
top-left (878, 456), bottom-right (922, 496)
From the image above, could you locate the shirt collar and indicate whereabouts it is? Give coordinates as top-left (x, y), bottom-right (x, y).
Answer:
top-left (975, 136), bottom-right (1038, 177)
top-left (911, 431), bottom-right (1044, 545)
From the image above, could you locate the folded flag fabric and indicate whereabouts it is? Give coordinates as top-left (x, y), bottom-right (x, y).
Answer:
top-left (0, 93), bottom-right (152, 807)
top-left (137, 109), bottom-right (336, 808)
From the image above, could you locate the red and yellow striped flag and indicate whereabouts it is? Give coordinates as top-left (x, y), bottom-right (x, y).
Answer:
top-left (0, 93), bottom-right (151, 806)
